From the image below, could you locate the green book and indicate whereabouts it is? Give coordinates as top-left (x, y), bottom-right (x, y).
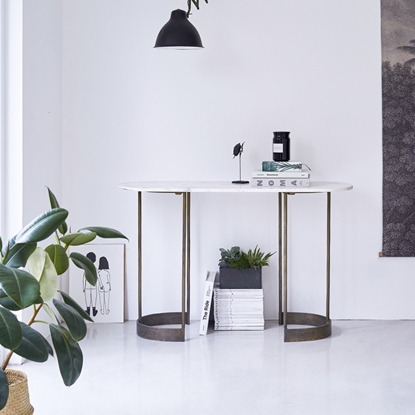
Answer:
top-left (261, 161), bottom-right (303, 172)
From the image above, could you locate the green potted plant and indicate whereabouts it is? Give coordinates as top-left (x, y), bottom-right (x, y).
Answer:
top-left (218, 245), bottom-right (275, 289)
top-left (0, 187), bottom-right (128, 412)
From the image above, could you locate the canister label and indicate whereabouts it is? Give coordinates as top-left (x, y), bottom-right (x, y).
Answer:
top-left (273, 143), bottom-right (283, 153)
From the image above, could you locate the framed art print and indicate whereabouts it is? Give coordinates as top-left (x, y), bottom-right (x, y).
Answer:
top-left (69, 244), bottom-right (125, 323)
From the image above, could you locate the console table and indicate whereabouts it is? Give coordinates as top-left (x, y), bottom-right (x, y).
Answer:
top-left (119, 181), bottom-right (353, 342)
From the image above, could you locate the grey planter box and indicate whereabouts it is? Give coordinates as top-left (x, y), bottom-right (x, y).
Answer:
top-left (219, 265), bottom-right (262, 289)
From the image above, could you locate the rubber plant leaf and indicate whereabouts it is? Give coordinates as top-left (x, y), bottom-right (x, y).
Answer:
top-left (0, 264), bottom-right (41, 308)
top-left (46, 187), bottom-right (68, 235)
top-left (3, 242), bottom-right (36, 269)
top-left (45, 335), bottom-right (54, 356)
top-left (0, 306), bottom-right (22, 349)
top-left (13, 322), bottom-right (49, 362)
top-left (50, 323), bottom-right (83, 386)
top-left (78, 226), bottom-right (128, 240)
top-left (0, 289), bottom-right (22, 311)
top-left (0, 369), bottom-right (8, 411)
top-left (42, 303), bottom-right (59, 326)
top-left (45, 244), bottom-right (69, 275)
top-left (14, 208), bottom-right (68, 245)
top-left (59, 291), bottom-right (93, 322)
top-left (69, 252), bottom-right (97, 286)
top-left (60, 231), bottom-right (97, 247)
top-left (1, 236), bottom-right (11, 258)
top-left (26, 247), bottom-right (58, 302)
top-left (53, 299), bottom-right (87, 341)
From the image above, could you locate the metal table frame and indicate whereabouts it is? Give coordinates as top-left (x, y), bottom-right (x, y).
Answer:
top-left (119, 181), bottom-right (352, 342)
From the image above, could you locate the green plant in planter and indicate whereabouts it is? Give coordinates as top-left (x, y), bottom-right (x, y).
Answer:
top-left (218, 245), bottom-right (276, 289)
top-left (219, 245), bottom-right (275, 269)
top-left (245, 246), bottom-right (275, 269)
top-left (0, 187), bottom-right (128, 410)
top-left (219, 246), bottom-right (241, 265)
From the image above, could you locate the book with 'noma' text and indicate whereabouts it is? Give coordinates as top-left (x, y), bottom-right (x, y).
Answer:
top-left (251, 178), bottom-right (310, 188)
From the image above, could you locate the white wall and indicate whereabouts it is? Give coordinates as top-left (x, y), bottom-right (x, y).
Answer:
top-left (23, 0), bottom-right (63, 221)
top-left (3, 0), bottom-right (23, 240)
top-left (58, 0), bottom-right (415, 321)
top-left (3, 0), bottom-right (62, 236)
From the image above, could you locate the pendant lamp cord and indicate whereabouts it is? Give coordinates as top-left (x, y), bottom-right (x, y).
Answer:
top-left (187, 0), bottom-right (208, 18)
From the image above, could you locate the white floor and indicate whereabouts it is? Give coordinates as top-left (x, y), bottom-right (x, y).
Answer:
top-left (16, 320), bottom-right (415, 414)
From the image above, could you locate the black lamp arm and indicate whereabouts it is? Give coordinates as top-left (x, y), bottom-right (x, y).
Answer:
top-left (187, 0), bottom-right (208, 17)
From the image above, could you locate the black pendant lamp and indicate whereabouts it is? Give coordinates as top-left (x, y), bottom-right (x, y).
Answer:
top-left (154, 0), bottom-right (208, 49)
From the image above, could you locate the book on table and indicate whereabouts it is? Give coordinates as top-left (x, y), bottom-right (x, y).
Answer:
top-left (199, 271), bottom-right (218, 335)
top-left (252, 168), bottom-right (310, 179)
top-left (251, 178), bottom-right (310, 188)
top-left (262, 160), bottom-right (303, 172)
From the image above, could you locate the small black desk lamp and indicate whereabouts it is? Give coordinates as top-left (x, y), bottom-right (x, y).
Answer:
top-left (232, 142), bottom-right (249, 184)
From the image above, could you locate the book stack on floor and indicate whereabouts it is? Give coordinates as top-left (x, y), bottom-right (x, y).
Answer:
top-left (213, 288), bottom-right (264, 331)
top-left (251, 160), bottom-right (311, 188)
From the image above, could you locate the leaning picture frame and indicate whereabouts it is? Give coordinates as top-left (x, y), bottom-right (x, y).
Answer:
top-left (69, 244), bottom-right (126, 323)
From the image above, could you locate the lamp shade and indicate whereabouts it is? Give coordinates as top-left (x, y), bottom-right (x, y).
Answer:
top-left (154, 9), bottom-right (203, 49)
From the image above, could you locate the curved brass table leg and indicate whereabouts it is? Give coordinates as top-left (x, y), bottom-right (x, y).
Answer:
top-left (282, 192), bottom-right (332, 342)
top-left (137, 312), bottom-right (188, 342)
top-left (136, 192), bottom-right (190, 342)
top-left (284, 312), bottom-right (331, 342)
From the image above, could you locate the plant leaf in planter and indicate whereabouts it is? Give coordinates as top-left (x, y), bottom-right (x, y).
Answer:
top-left (50, 324), bottom-right (83, 386)
top-left (1, 236), bottom-right (13, 258)
top-left (69, 252), bottom-right (97, 286)
top-left (26, 248), bottom-right (58, 302)
top-left (0, 264), bottom-right (40, 308)
top-left (78, 226), bottom-right (128, 240)
top-left (3, 242), bottom-right (36, 269)
top-left (245, 245), bottom-right (276, 269)
top-left (53, 299), bottom-right (87, 341)
top-left (45, 336), bottom-right (54, 356)
top-left (0, 369), bottom-right (8, 411)
top-left (219, 246), bottom-right (241, 265)
top-left (0, 307), bottom-right (22, 349)
top-left (60, 231), bottom-right (97, 247)
top-left (46, 187), bottom-right (68, 235)
top-left (13, 322), bottom-right (49, 362)
top-left (42, 303), bottom-right (59, 326)
top-left (0, 288), bottom-right (23, 311)
top-left (59, 291), bottom-right (93, 322)
top-left (229, 252), bottom-right (250, 269)
top-left (14, 208), bottom-right (68, 245)
top-left (45, 244), bottom-right (69, 275)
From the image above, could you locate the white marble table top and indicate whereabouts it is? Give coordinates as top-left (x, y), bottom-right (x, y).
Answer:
top-left (119, 181), bottom-right (353, 194)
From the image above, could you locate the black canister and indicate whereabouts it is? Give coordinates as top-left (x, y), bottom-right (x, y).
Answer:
top-left (272, 131), bottom-right (290, 161)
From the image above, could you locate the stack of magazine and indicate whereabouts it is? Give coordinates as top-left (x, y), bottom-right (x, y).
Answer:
top-left (213, 288), bottom-right (264, 331)
top-left (250, 160), bottom-right (311, 188)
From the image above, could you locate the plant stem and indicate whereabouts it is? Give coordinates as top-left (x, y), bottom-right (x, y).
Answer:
top-left (1, 303), bottom-right (44, 370)
top-left (26, 304), bottom-right (44, 327)
top-left (54, 230), bottom-right (61, 245)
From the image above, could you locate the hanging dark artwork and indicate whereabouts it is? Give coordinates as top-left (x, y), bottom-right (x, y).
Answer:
top-left (381, 0), bottom-right (415, 256)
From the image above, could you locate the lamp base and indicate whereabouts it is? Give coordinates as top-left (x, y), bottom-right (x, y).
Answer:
top-left (232, 180), bottom-right (250, 184)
